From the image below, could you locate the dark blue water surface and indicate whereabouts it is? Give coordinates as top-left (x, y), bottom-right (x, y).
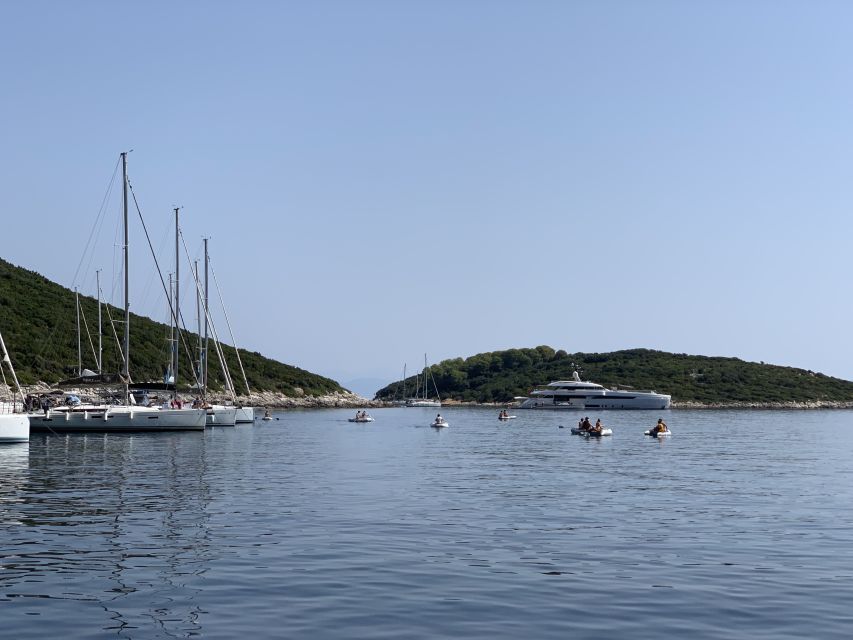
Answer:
top-left (2, 407), bottom-right (852, 639)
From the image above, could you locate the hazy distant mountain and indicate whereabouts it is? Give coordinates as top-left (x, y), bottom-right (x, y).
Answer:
top-left (374, 346), bottom-right (853, 405)
top-left (341, 377), bottom-right (393, 399)
top-left (0, 257), bottom-right (344, 396)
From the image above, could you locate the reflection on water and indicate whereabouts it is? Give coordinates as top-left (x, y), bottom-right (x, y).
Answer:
top-left (0, 443), bottom-right (29, 526)
top-left (2, 432), bottom-right (212, 638)
top-left (2, 411), bottom-right (853, 639)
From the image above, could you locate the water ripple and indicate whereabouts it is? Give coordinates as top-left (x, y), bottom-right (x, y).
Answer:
top-left (1, 409), bottom-right (852, 638)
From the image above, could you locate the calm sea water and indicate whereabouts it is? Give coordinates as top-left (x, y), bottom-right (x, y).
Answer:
top-left (2, 407), bottom-right (852, 639)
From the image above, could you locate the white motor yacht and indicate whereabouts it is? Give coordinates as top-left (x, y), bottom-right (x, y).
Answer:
top-left (516, 372), bottom-right (671, 410)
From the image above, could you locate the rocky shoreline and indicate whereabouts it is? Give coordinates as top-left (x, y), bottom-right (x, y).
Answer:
top-left (445, 399), bottom-right (853, 410)
top-left (207, 390), bottom-right (384, 409)
top-left (670, 400), bottom-right (853, 409)
top-left (1, 384), bottom-right (383, 409)
top-left (5, 384), bottom-right (853, 410)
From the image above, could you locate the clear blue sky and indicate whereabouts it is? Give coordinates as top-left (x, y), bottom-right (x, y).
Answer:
top-left (2, 1), bottom-right (852, 395)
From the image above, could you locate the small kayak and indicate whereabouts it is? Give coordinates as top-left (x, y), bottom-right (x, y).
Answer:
top-left (348, 417), bottom-right (374, 422)
top-left (262, 416), bottom-right (273, 421)
top-left (644, 429), bottom-right (672, 437)
top-left (431, 420), bottom-right (449, 428)
top-left (498, 415), bottom-right (517, 420)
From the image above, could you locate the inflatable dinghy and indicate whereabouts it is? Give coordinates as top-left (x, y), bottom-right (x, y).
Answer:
top-left (644, 429), bottom-right (671, 437)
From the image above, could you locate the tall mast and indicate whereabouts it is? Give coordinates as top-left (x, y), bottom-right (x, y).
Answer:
top-left (75, 288), bottom-right (81, 376)
top-left (209, 260), bottom-right (251, 397)
top-left (121, 151), bottom-right (130, 393)
top-left (203, 237), bottom-right (209, 392)
top-left (195, 259), bottom-right (202, 383)
top-left (173, 206), bottom-right (180, 395)
top-left (168, 272), bottom-right (174, 381)
top-left (96, 269), bottom-right (102, 374)
top-left (424, 354), bottom-right (428, 400)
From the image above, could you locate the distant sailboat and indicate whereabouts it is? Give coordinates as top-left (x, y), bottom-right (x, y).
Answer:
top-left (406, 354), bottom-right (441, 408)
top-left (389, 363), bottom-right (408, 406)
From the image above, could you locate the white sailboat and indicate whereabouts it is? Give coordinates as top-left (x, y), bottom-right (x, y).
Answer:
top-left (387, 363), bottom-right (409, 406)
top-left (406, 354), bottom-right (442, 408)
top-left (0, 328), bottom-right (29, 443)
top-left (205, 243), bottom-right (253, 423)
top-left (167, 214), bottom-right (237, 427)
top-left (189, 238), bottom-right (240, 427)
top-left (28, 153), bottom-right (206, 433)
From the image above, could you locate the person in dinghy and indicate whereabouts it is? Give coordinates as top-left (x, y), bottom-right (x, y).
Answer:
top-left (651, 418), bottom-right (668, 435)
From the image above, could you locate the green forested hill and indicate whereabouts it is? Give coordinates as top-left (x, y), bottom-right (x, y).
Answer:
top-left (0, 257), bottom-right (343, 396)
top-left (374, 346), bottom-right (853, 404)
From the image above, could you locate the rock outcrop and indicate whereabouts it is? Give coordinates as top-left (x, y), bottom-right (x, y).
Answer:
top-left (206, 390), bottom-right (384, 409)
top-left (671, 400), bottom-right (853, 409)
top-left (2, 383), bottom-right (384, 409)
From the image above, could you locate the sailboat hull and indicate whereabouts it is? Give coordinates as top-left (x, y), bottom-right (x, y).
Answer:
top-left (206, 406), bottom-right (238, 426)
top-left (0, 414), bottom-right (29, 442)
top-left (405, 400), bottom-right (442, 408)
top-left (29, 407), bottom-right (206, 432)
top-left (235, 406), bottom-right (254, 423)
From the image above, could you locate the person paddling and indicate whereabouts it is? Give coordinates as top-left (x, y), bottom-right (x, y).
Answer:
top-left (653, 418), bottom-right (668, 434)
